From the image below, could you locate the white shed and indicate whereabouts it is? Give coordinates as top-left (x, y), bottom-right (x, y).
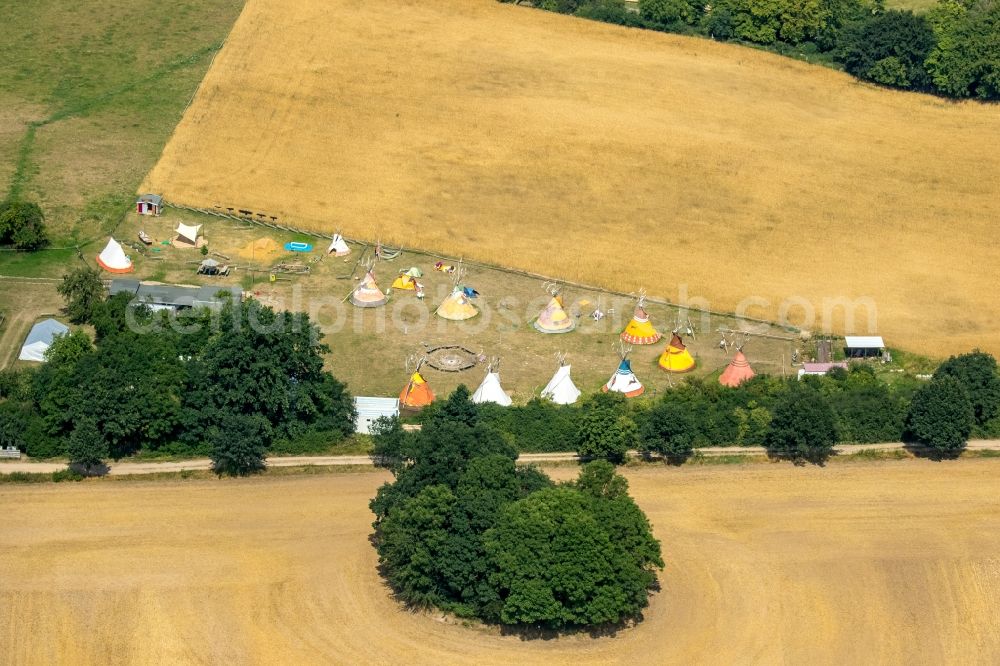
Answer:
top-left (354, 397), bottom-right (399, 434)
top-left (18, 319), bottom-right (69, 362)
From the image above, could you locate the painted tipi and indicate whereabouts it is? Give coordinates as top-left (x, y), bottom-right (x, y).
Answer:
top-left (351, 269), bottom-right (387, 308)
top-left (541, 357), bottom-right (581, 405)
top-left (658, 333), bottom-right (696, 373)
top-left (436, 266), bottom-right (479, 320)
top-left (603, 348), bottom-right (644, 398)
top-left (328, 234), bottom-right (351, 256)
top-left (400, 370), bottom-right (435, 409)
top-left (534, 293), bottom-right (575, 334)
top-left (621, 297), bottom-right (661, 345)
top-left (96, 237), bottom-right (133, 274)
top-left (719, 349), bottom-right (755, 387)
top-left (472, 363), bottom-right (512, 406)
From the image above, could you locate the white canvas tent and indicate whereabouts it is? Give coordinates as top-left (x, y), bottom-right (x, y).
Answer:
top-left (96, 237), bottom-right (133, 273)
top-left (18, 319), bottom-right (69, 362)
top-left (541, 364), bottom-right (580, 405)
top-left (328, 234), bottom-right (351, 256)
top-left (472, 371), bottom-right (512, 406)
top-left (174, 223), bottom-right (202, 245)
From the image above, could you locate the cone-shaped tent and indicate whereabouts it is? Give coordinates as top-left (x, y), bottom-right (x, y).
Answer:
top-left (328, 234), bottom-right (351, 256)
top-left (541, 363), bottom-right (581, 405)
top-left (472, 371), bottom-right (512, 406)
top-left (534, 295), bottom-right (575, 334)
top-left (350, 270), bottom-right (387, 308)
top-left (96, 237), bottom-right (133, 273)
top-left (658, 333), bottom-right (696, 373)
top-left (603, 358), bottom-right (644, 397)
top-left (399, 371), bottom-right (435, 408)
top-left (621, 305), bottom-right (661, 345)
top-left (436, 287), bottom-right (479, 320)
top-left (719, 350), bottom-right (755, 387)
top-left (391, 272), bottom-right (417, 290)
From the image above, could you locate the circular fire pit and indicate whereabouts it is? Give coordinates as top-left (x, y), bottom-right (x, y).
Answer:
top-left (425, 345), bottom-right (481, 373)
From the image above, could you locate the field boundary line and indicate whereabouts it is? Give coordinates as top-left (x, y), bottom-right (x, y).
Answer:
top-left (163, 200), bottom-right (800, 339)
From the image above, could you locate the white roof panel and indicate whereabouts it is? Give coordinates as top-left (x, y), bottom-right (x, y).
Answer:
top-left (844, 336), bottom-right (885, 348)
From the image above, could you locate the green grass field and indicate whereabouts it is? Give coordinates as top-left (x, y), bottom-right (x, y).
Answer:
top-left (0, 0), bottom-right (244, 248)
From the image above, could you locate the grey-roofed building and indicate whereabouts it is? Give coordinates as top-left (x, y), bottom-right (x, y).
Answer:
top-left (19, 318), bottom-right (70, 362)
top-left (136, 194), bottom-right (162, 216)
top-left (110, 279), bottom-right (242, 312)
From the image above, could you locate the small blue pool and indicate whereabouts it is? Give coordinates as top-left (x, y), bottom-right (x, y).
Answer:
top-left (284, 242), bottom-right (313, 252)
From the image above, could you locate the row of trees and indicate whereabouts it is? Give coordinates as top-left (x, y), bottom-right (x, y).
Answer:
top-left (0, 200), bottom-right (48, 250)
top-left (418, 353), bottom-right (999, 463)
top-left (371, 388), bottom-right (663, 628)
top-left (506, 0), bottom-right (1000, 99)
top-left (0, 268), bottom-right (356, 474)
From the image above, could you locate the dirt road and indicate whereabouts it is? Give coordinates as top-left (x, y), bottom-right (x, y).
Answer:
top-left (3, 442), bottom-right (998, 476)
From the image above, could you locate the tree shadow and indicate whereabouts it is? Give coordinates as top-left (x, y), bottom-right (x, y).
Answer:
top-left (636, 450), bottom-right (689, 467)
top-left (902, 441), bottom-right (961, 461)
top-left (68, 461), bottom-right (110, 477)
top-left (764, 448), bottom-right (829, 467)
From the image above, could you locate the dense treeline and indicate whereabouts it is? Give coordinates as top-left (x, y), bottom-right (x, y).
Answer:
top-left (502, 0), bottom-right (1000, 99)
top-left (371, 388), bottom-right (663, 628)
top-left (0, 271), bottom-right (355, 473)
top-left (416, 354), bottom-right (1000, 461)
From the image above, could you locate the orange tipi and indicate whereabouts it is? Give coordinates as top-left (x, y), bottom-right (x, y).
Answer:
top-left (658, 333), bottom-right (696, 373)
top-left (719, 350), bottom-right (755, 387)
top-left (400, 371), bottom-right (435, 408)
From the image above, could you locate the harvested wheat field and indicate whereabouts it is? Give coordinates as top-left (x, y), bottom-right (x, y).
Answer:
top-left (3, 460), bottom-right (1000, 664)
top-left (143, 0), bottom-right (1000, 357)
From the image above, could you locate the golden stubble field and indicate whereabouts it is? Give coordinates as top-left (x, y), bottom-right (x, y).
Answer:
top-left (142, 0), bottom-right (1000, 358)
top-left (3, 460), bottom-right (999, 664)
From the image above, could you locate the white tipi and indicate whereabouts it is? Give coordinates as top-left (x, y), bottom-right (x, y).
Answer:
top-left (471, 362), bottom-right (512, 406)
top-left (541, 355), bottom-right (581, 405)
top-left (328, 233), bottom-right (351, 256)
top-left (603, 345), bottom-right (644, 398)
top-left (96, 237), bottom-right (133, 273)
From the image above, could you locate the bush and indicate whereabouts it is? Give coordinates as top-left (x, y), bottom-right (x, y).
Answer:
top-left (211, 413), bottom-right (272, 476)
top-left (574, 391), bottom-right (636, 463)
top-left (925, 0), bottom-right (1000, 100)
top-left (932, 350), bottom-right (1000, 429)
top-left (765, 386), bottom-right (838, 463)
top-left (640, 0), bottom-right (701, 26)
top-left (0, 200), bottom-right (48, 250)
top-left (484, 473), bottom-right (662, 628)
top-left (65, 417), bottom-right (109, 475)
top-left (835, 10), bottom-right (935, 90)
top-left (478, 399), bottom-right (579, 452)
top-left (57, 267), bottom-right (106, 325)
top-left (905, 375), bottom-right (973, 458)
top-left (640, 396), bottom-right (698, 462)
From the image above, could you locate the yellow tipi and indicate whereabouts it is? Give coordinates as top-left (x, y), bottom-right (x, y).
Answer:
top-left (436, 287), bottom-right (478, 320)
top-left (534, 294), bottom-right (575, 334)
top-left (658, 333), bottom-right (696, 373)
top-left (621, 297), bottom-right (661, 345)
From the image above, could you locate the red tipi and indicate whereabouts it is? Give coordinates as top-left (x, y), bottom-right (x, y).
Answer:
top-left (719, 350), bottom-right (756, 388)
